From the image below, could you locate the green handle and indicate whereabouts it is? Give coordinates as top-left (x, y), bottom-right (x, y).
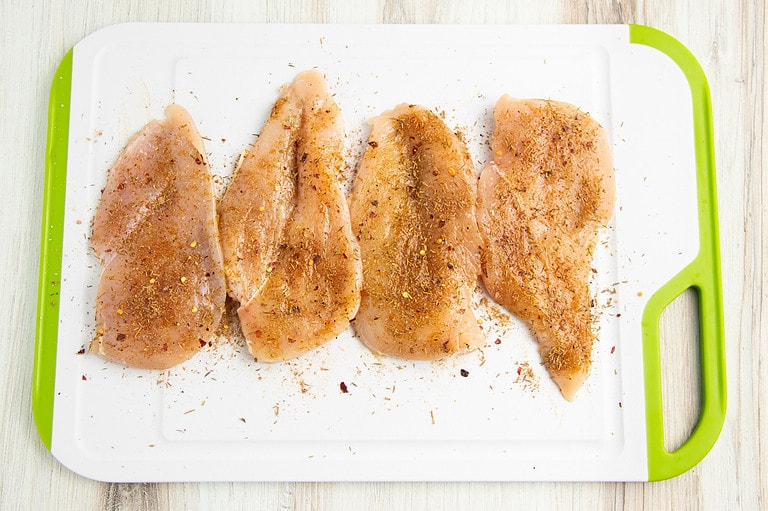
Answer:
top-left (33, 48), bottom-right (73, 451)
top-left (629, 25), bottom-right (726, 481)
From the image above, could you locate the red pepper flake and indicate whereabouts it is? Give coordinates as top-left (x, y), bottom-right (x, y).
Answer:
top-left (368, 141), bottom-right (378, 148)
top-left (460, 369), bottom-right (469, 377)
top-left (76, 347), bottom-right (86, 355)
top-left (610, 346), bottom-right (616, 354)
top-left (254, 330), bottom-right (263, 338)
top-left (517, 366), bottom-right (523, 376)
top-left (494, 339), bottom-right (502, 345)
top-left (239, 417), bottom-right (247, 423)
top-left (199, 339), bottom-right (207, 348)
top-left (81, 375), bottom-right (87, 381)
top-left (340, 381), bottom-right (349, 393)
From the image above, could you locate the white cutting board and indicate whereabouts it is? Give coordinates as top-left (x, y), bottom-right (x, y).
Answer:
top-left (34, 23), bottom-right (724, 482)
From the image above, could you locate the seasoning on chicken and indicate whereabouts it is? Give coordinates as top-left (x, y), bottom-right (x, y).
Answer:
top-left (349, 104), bottom-right (484, 360)
top-left (217, 70), bottom-right (362, 362)
top-left (477, 95), bottom-right (615, 401)
top-left (91, 104), bottom-right (226, 369)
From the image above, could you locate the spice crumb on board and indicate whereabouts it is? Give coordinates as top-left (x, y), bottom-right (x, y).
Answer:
top-left (514, 361), bottom-right (539, 393)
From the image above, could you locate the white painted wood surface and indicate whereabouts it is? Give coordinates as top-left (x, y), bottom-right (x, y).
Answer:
top-left (0, 0), bottom-right (763, 509)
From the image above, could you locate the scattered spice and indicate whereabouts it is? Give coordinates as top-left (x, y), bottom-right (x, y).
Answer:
top-left (340, 381), bottom-right (349, 393)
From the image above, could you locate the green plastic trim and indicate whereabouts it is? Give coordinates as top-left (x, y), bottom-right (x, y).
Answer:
top-left (33, 48), bottom-right (73, 451)
top-left (629, 25), bottom-right (726, 481)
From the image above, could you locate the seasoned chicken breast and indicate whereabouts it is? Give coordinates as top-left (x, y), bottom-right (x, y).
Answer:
top-left (349, 104), bottom-right (483, 360)
top-left (91, 104), bottom-right (226, 369)
top-left (217, 70), bottom-right (362, 362)
top-left (477, 95), bottom-right (615, 400)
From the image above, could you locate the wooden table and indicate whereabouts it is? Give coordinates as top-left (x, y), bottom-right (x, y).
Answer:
top-left (1, 1), bottom-right (763, 509)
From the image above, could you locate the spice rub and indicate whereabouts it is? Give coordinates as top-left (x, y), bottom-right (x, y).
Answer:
top-left (349, 104), bottom-right (484, 359)
top-left (217, 70), bottom-right (362, 362)
top-left (91, 104), bottom-right (226, 369)
top-left (476, 95), bottom-right (615, 400)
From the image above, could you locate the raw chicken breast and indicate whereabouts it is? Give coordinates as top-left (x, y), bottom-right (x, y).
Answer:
top-left (217, 70), bottom-right (362, 362)
top-left (477, 95), bottom-right (615, 401)
top-left (349, 104), bottom-right (483, 360)
top-left (91, 105), bottom-right (226, 370)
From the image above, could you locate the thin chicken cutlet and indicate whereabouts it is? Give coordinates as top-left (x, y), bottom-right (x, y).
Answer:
top-left (477, 95), bottom-right (615, 401)
top-left (91, 105), bottom-right (226, 369)
top-left (349, 104), bottom-right (484, 360)
top-left (217, 70), bottom-right (362, 362)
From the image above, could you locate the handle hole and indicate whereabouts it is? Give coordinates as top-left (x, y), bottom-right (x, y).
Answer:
top-left (659, 287), bottom-right (701, 452)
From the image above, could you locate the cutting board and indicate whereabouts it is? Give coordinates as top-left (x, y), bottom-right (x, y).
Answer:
top-left (34, 23), bottom-right (725, 482)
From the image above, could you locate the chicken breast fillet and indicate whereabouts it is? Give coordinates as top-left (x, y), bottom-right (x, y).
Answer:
top-left (477, 95), bottom-right (615, 401)
top-left (91, 105), bottom-right (226, 370)
top-left (349, 104), bottom-right (484, 360)
top-left (217, 70), bottom-right (362, 362)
